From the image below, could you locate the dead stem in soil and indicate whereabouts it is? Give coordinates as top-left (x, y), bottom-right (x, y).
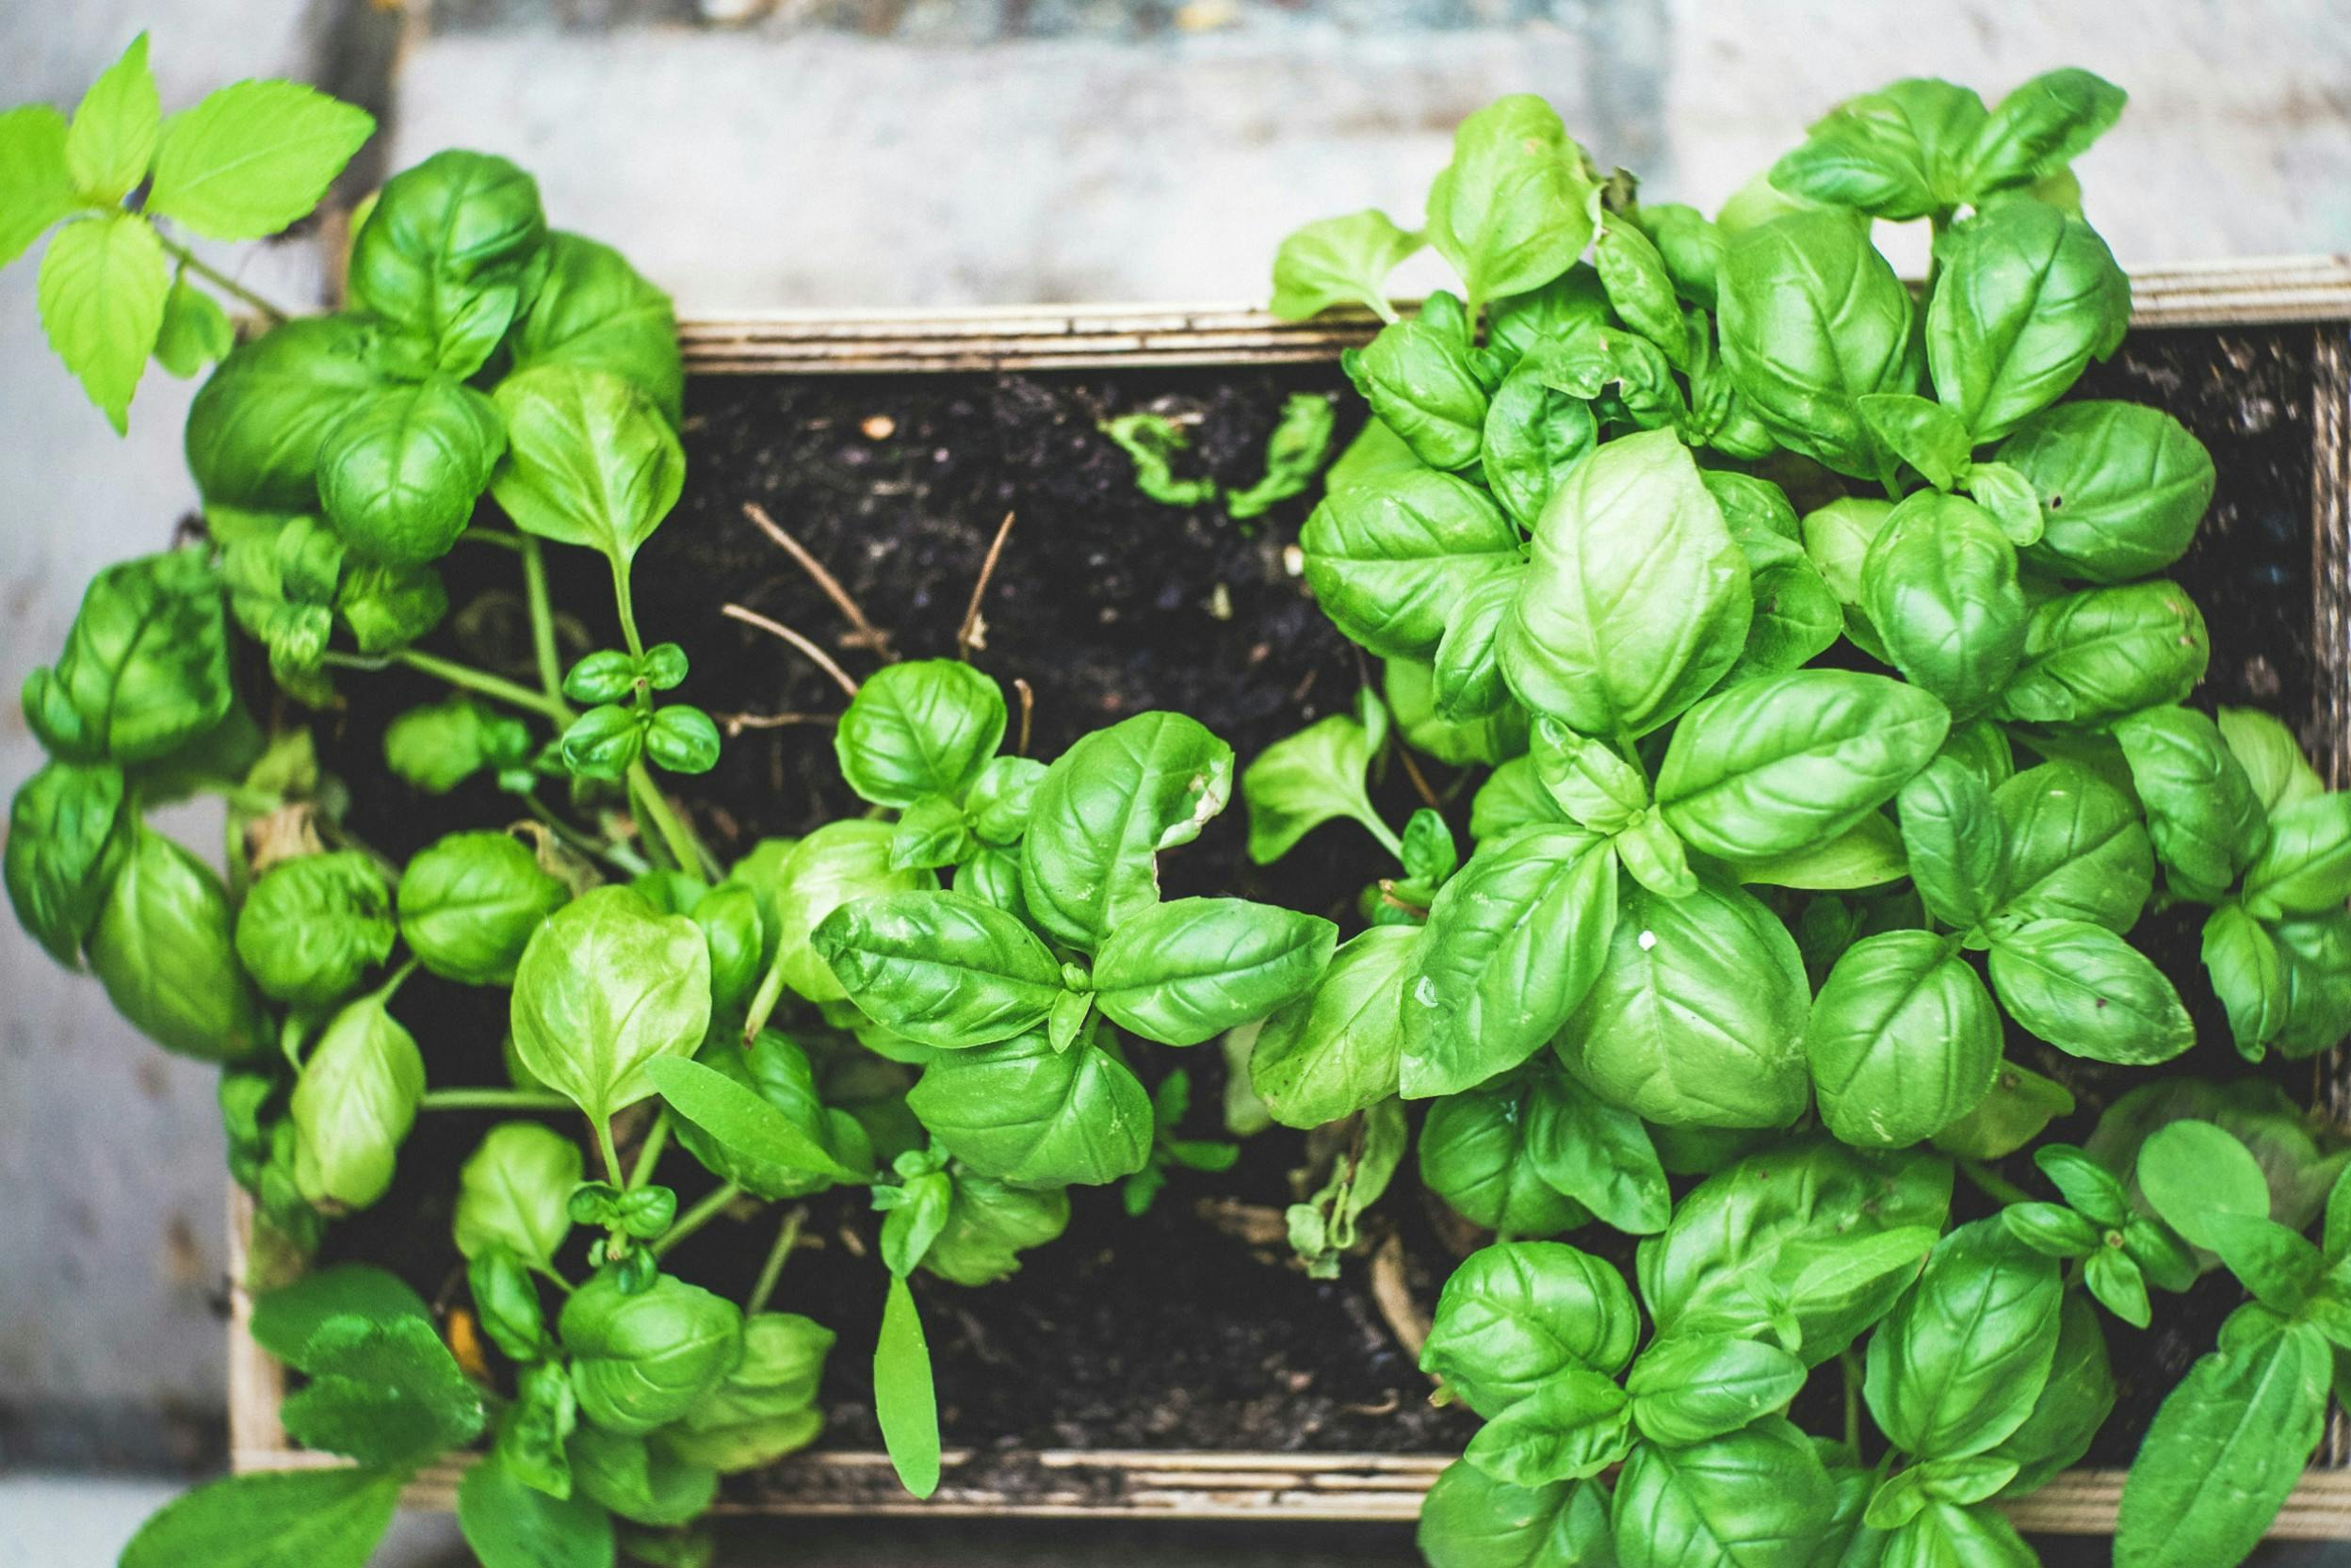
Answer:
top-left (715, 710), bottom-right (837, 736)
top-left (958, 509), bottom-right (1018, 658)
top-left (741, 500), bottom-right (897, 660)
top-left (722, 603), bottom-right (862, 700)
top-left (1013, 677), bottom-right (1035, 756)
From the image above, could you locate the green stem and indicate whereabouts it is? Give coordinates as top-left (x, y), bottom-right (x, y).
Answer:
top-left (746, 1206), bottom-right (806, 1317)
top-left (741, 961), bottom-right (789, 1045)
top-left (629, 764), bottom-right (710, 879)
top-left (628, 1111), bottom-right (673, 1188)
top-left (157, 234), bottom-right (290, 324)
top-left (1958, 1158), bottom-right (2034, 1208)
top-left (460, 528), bottom-right (525, 553)
top-left (1356, 806), bottom-right (1405, 865)
top-left (280, 1013), bottom-right (310, 1074)
top-left (654, 1183), bottom-right (747, 1258)
top-left (609, 556), bottom-right (647, 663)
top-left (1840, 1350), bottom-right (1862, 1453)
top-left (391, 649), bottom-right (573, 725)
top-left (523, 794), bottom-right (648, 877)
top-left (373, 957), bottom-right (420, 1005)
top-left (531, 1263), bottom-right (576, 1297)
top-left (521, 536), bottom-right (567, 703)
top-left (594, 1119), bottom-right (626, 1188)
top-left (418, 1088), bottom-right (576, 1112)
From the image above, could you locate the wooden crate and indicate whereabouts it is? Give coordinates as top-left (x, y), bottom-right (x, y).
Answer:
top-left (232, 258), bottom-right (2351, 1539)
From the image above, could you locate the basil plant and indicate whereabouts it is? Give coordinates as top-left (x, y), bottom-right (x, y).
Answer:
top-left (1267, 67), bottom-right (2351, 1568)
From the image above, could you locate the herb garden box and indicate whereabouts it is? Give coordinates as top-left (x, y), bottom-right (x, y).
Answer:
top-left (216, 260), bottom-right (2351, 1544)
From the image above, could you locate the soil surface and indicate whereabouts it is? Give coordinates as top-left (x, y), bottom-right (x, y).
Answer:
top-left (316, 325), bottom-right (2342, 1483)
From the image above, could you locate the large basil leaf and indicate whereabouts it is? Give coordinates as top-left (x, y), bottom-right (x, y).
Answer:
top-left (22, 550), bottom-right (232, 765)
top-left (1985, 761), bottom-right (2153, 933)
top-left (316, 376), bottom-right (505, 567)
top-left (2113, 1321), bottom-right (2330, 1568)
top-left (348, 149), bottom-right (547, 377)
top-left (491, 364), bottom-right (685, 569)
top-left (1610, 1416), bottom-right (1837, 1568)
top-left (1925, 200), bottom-right (2128, 443)
top-left (1638, 1140), bottom-right (1952, 1365)
top-left (1416, 1462), bottom-right (1606, 1568)
top-left (1997, 580), bottom-right (2209, 728)
top-left (1248, 925), bottom-right (1415, 1128)
top-left (904, 1031), bottom-right (1152, 1187)
top-left (1269, 208), bottom-right (1422, 322)
top-left (1626, 1333), bottom-right (1808, 1448)
top-left (1859, 493), bottom-right (2027, 717)
top-left (764, 819), bottom-right (935, 1003)
top-left (120, 1466), bottom-right (405, 1568)
top-left (1898, 755), bottom-right (2007, 932)
top-left (1091, 897), bottom-right (1336, 1046)
top-left (1987, 1290), bottom-right (2116, 1496)
top-left (1419, 1074), bottom-right (1588, 1237)
top-left (1419, 1238), bottom-right (1639, 1422)
top-left (235, 850), bottom-right (397, 1010)
top-left (560, 1272), bottom-right (743, 1436)
top-left (1961, 70), bottom-right (2128, 195)
top-left (1485, 266), bottom-right (1611, 369)
top-left (397, 830), bottom-right (571, 987)
top-left (1555, 876), bottom-right (1810, 1130)
top-left (1768, 78), bottom-right (1988, 218)
top-left (89, 825), bottom-right (264, 1061)
top-left (1500, 428), bottom-right (1751, 737)
top-left (813, 890), bottom-right (1063, 1050)
top-left (2002, 401), bottom-right (2214, 584)
top-left (1464, 1369), bottom-right (1634, 1488)
top-left (1345, 310), bottom-right (1491, 471)
top-left (1807, 929), bottom-right (2002, 1150)
top-left (185, 313), bottom-right (397, 509)
top-left (1865, 1220), bottom-right (2063, 1460)
top-left (1656, 669), bottom-right (1949, 863)
top-left (2239, 792), bottom-right (2351, 920)
top-left (1400, 826), bottom-right (1616, 1099)
top-left (453, 1121), bottom-right (581, 1269)
top-left (1423, 94), bottom-right (1597, 310)
top-left (2113, 704), bottom-right (2267, 894)
top-left (662, 1311), bottom-right (833, 1474)
top-left (510, 230), bottom-right (683, 424)
top-left (510, 885), bottom-right (712, 1122)
top-left (1019, 711), bottom-right (1234, 952)
top-left (289, 996), bottom-right (425, 1211)
top-left (665, 1033), bottom-right (870, 1199)
top-left (1300, 469), bottom-right (1520, 658)
top-left (1717, 211), bottom-right (1916, 478)
top-left (1986, 917), bottom-right (2195, 1065)
top-left (1526, 1068), bottom-right (1671, 1235)
top-left (5, 758), bottom-right (131, 966)
top-left (834, 658), bottom-right (1006, 809)
top-left (1482, 359), bottom-right (1596, 529)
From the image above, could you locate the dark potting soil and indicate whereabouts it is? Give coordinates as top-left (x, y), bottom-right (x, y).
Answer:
top-left (314, 325), bottom-right (2343, 1485)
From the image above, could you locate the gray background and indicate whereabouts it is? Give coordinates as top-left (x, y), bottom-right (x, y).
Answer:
top-left (4, 0), bottom-right (2349, 1561)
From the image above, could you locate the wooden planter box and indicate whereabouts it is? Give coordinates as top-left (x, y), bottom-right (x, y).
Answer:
top-left (230, 257), bottom-right (2351, 1540)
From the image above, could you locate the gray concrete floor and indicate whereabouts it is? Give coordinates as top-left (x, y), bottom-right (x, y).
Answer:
top-left (4, 0), bottom-right (2351, 1560)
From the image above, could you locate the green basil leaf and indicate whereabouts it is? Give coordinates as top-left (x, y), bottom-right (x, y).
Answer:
top-left (645, 1055), bottom-right (865, 1186)
top-left (337, 558), bottom-right (449, 655)
top-left (1639, 1140), bottom-right (1952, 1366)
top-left (147, 78), bottom-right (375, 242)
top-left (235, 850), bottom-right (396, 1009)
top-left (1469, 756), bottom-right (1563, 844)
top-left (186, 313), bottom-right (399, 509)
top-left (1301, 468), bottom-right (1521, 659)
top-left (317, 377), bottom-right (506, 566)
top-left (1269, 207), bottom-right (1422, 321)
top-left (1627, 1333), bottom-right (1808, 1447)
top-left (454, 1122), bottom-right (581, 1269)
top-left (1241, 713), bottom-right (1381, 865)
top-left (1525, 1068), bottom-right (1670, 1235)
top-left (1986, 1290), bottom-right (2116, 1495)
top-left (1898, 755), bottom-right (2007, 932)
top-left (1401, 825), bottom-right (1617, 1099)
top-left (2034, 1143), bottom-right (2128, 1225)
top-left (1857, 392), bottom-right (1974, 490)
top-left (1962, 458), bottom-right (2047, 547)
top-left (1858, 493), bottom-right (2027, 718)
top-left (1997, 580), bottom-right (2209, 729)
top-left (1481, 359), bottom-right (1597, 530)
top-left (1807, 929), bottom-right (2002, 1149)
top-left (491, 364), bottom-right (685, 569)
top-left (835, 658), bottom-right (1006, 808)
top-left (39, 210), bottom-right (170, 435)
top-left (2201, 1211), bottom-right (2323, 1314)
top-left (561, 1272), bottom-right (743, 1437)
top-left (1419, 1074), bottom-right (1590, 1237)
top-left (1464, 1369), bottom-right (1633, 1487)
top-left (1596, 210), bottom-right (1685, 360)
top-left (458, 1447), bottom-right (615, 1568)
top-left (2113, 1322), bottom-right (2330, 1568)
top-left (1389, 655), bottom-right (1531, 768)
top-left (2001, 1203), bottom-right (2100, 1259)
top-left (567, 1424), bottom-right (716, 1528)
top-left (511, 231), bottom-right (684, 425)
top-left (89, 824), bottom-right (265, 1061)
top-left (1986, 917), bottom-right (2194, 1066)
top-left (759, 819), bottom-right (936, 1004)
top-left (1801, 495), bottom-right (1895, 606)
top-left (921, 1173), bottom-right (1071, 1287)
top-left (1530, 718), bottom-right (1647, 832)
top-left (1734, 812), bottom-right (1907, 892)
top-left (5, 758), bottom-right (132, 967)
top-left (280, 1311), bottom-right (484, 1464)
top-left (1657, 669), bottom-right (1950, 863)
top-left (2272, 911), bottom-right (2351, 1059)
top-left (1485, 265), bottom-right (1612, 369)
top-left (1345, 309), bottom-right (1492, 470)
top-left (1719, 525), bottom-right (1844, 687)
top-left (814, 889), bottom-right (1062, 1050)
top-left (661, 1311), bottom-right (833, 1474)
top-left (1961, 69), bottom-right (2128, 195)
top-left (965, 754), bottom-right (1046, 845)
top-left (349, 149), bottom-right (547, 377)
top-left (1019, 711), bottom-right (1234, 952)
top-left (1424, 94), bottom-right (1598, 309)
top-left (1554, 875), bottom-right (1811, 1130)
top-left (2136, 1119), bottom-right (2273, 1252)
top-left (0, 105), bottom-right (78, 267)
top-left (669, 1033), bottom-right (870, 1200)
top-left (2240, 792), bottom-right (2351, 920)
top-left (1932, 1061), bottom-right (2075, 1161)
top-left (1419, 1239), bottom-right (1640, 1419)
top-left (23, 550), bottom-right (232, 765)
top-left (1087, 897), bottom-right (1336, 1046)
top-left (2113, 704), bottom-right (2267, 895)
top-left (2002, 401), bottom-right (2214, 584)
top-left (398, 830), bottom-right (571, 986)
top-left (1926, 201), bottom-right (2128, 443)
top-left (121, 1465), bottom-right (405, 1568)
top-left (1985, 761), bottom-right (2153, 933)
top-left (1416, 1461), bottom-right (1603, 1568)
top-left (1249, 926), bottom-right (1415, 1128)
top-left (290, 996), bottom-right (425, 1211)
top-left (154, 275), bottom-right (236, 377)
top-left (1865, 1220), bottom-right (2063, 1459)
top-left (1610, 1416), bottom-right (1837, 1568)
top-left (1639, 202), bottom-right (1727, 307)
top-left (1718, 211), bottom-right (1917, 478)
top-left (906, 1032), bottom-right (1153, 1187)
top-left (2217, 706), bottom-right (2325, 818)
top-left (1501, 428), bottom-right (1751, 737)
top-left (1771, 78), bottom-right (1986, 218)
top-left (1433, 567), bottom-right (1526, 722)
top-left (511, 885), bottom-right (711, 1122)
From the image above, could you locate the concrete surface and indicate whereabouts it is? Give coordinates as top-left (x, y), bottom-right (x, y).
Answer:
top-left (2, 0), bottom-right (2349, 1559)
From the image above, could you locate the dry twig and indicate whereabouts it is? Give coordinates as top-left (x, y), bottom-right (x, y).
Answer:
top-left (1013, 677), bottom-right (1035, 756)
top-left (714, 710), bottom-right (837, 736)
top-left (957, 510), bottom-right (1017, 658)
top-left (721, 603), bottom-right (861, 700)
top-left (741, 501), bottom-right (896, 659)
